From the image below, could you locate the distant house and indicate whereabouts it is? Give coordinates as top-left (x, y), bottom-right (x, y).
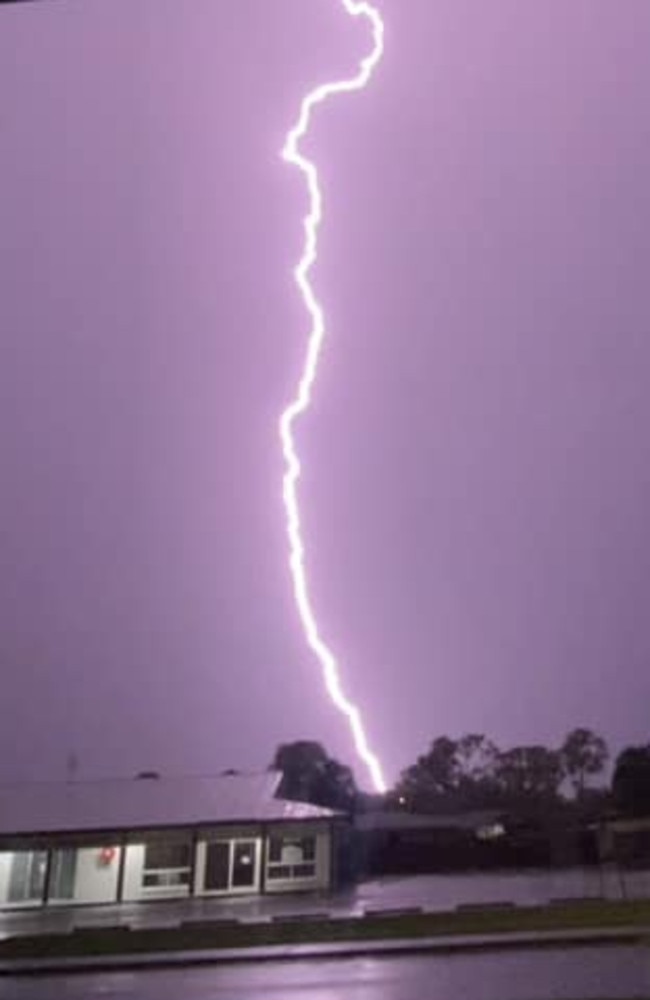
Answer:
top-left (596, 815), bottom-right (650, 868)
top-left (353, 809), bottom-right (564, 874)
top-left (354, 809), bottom-right (508, 875)
top-left (0, 771), bottom-right (343, 909)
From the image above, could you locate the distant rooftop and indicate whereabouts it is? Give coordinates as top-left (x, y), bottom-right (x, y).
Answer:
top-left (355, 809), bottom-right (504, 833)
top-left (0, 770), bottom-right (338, 838)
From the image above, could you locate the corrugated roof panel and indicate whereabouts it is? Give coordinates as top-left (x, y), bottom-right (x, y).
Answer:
top-left (0, 771), bottom-right (336, 837)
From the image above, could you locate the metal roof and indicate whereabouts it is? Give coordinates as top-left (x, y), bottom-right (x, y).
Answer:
top-left (0, 771), bottom-right (337, 838)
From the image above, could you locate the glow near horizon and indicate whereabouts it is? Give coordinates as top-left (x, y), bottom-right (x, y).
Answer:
top-left (279, 0), bottom-right (386, 793)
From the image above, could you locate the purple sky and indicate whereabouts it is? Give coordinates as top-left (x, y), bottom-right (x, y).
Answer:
top-left (2, 0), bottom-right (650, 789)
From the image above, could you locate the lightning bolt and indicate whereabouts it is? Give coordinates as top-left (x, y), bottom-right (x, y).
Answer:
top-left (279, 1), bottom-right (386, 793)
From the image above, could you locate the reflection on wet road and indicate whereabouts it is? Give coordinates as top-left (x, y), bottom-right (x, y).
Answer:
top-left (0, 944), bottom-right (648, 1000)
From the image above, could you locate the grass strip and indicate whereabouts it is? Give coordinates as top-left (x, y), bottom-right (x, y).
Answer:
top-left (1, 898), bottom-right (649, 962)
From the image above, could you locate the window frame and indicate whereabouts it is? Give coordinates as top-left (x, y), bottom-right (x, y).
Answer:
top-left (266, 834), bottom-right (317, 882)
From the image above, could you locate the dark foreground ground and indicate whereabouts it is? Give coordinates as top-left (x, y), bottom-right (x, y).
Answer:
top-left (0, 944), bottom-right (647, 1000)
top-left (0, 897), bottom-right (649, 970)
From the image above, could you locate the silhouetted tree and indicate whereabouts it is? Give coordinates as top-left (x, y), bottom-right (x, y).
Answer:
top-left (455, 734), bottom-right (500, 802)
top-left (494, 745), bottom-right (563, 806)
top-left (560, 728), bottom-right (608, 799)
top-left (394, 734), bottom-right (502, 813)
top-left (612, 744), bottom-right (650, 816)
top-left (270, 741), bottom-right (357, 812)
top-left (395, 736), bottom-right (461, 812)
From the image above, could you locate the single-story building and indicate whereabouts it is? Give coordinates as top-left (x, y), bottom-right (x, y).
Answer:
top-left (596, 814), bottom-right (650, 867)
top-left (354, 809), bottom-right (508, 875)
top-left (0, 771), bottom-right (343, 909)
top-left (353, 809), bottom-right (569, 874)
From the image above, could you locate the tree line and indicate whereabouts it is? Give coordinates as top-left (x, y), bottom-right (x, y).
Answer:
top-left (271, 730), bottom-right (650, 819)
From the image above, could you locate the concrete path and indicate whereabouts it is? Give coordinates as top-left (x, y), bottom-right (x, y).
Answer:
top-left (2, 867), bottom-right (647, 940)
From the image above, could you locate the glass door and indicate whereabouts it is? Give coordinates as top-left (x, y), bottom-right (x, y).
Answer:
top-left (231, 840), bottom-right (256, 889)
top-left (204, 842), bottom-right (230, 892)
top-left (202, 838), bottom-right (259, 894)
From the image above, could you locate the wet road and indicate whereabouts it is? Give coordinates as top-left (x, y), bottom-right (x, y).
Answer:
top-left (0, 945), bottom-right (647, 1000)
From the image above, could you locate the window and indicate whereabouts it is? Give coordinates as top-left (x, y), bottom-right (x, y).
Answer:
top-left (144, 843), bottom-right (191, 869)
top-left (293, 863), bottom-right (316, 878)
top-left (49, 849), bottom-right (77, 900)
top-left (267, 835), bottom-right (316, 881)
top-left (268, 835), bottom-right (315, 864)
top-left (142, 841), bottom-right (191, 890)
top-left (268, 864), bottom-right (292, 880)
top-left (7, 851), bottom-right (47, 903)
top-left (142, 870), bottom-right (189, 888)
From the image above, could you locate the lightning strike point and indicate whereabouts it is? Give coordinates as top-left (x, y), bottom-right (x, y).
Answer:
top-left (279, 1), bottom-right (386, 793)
